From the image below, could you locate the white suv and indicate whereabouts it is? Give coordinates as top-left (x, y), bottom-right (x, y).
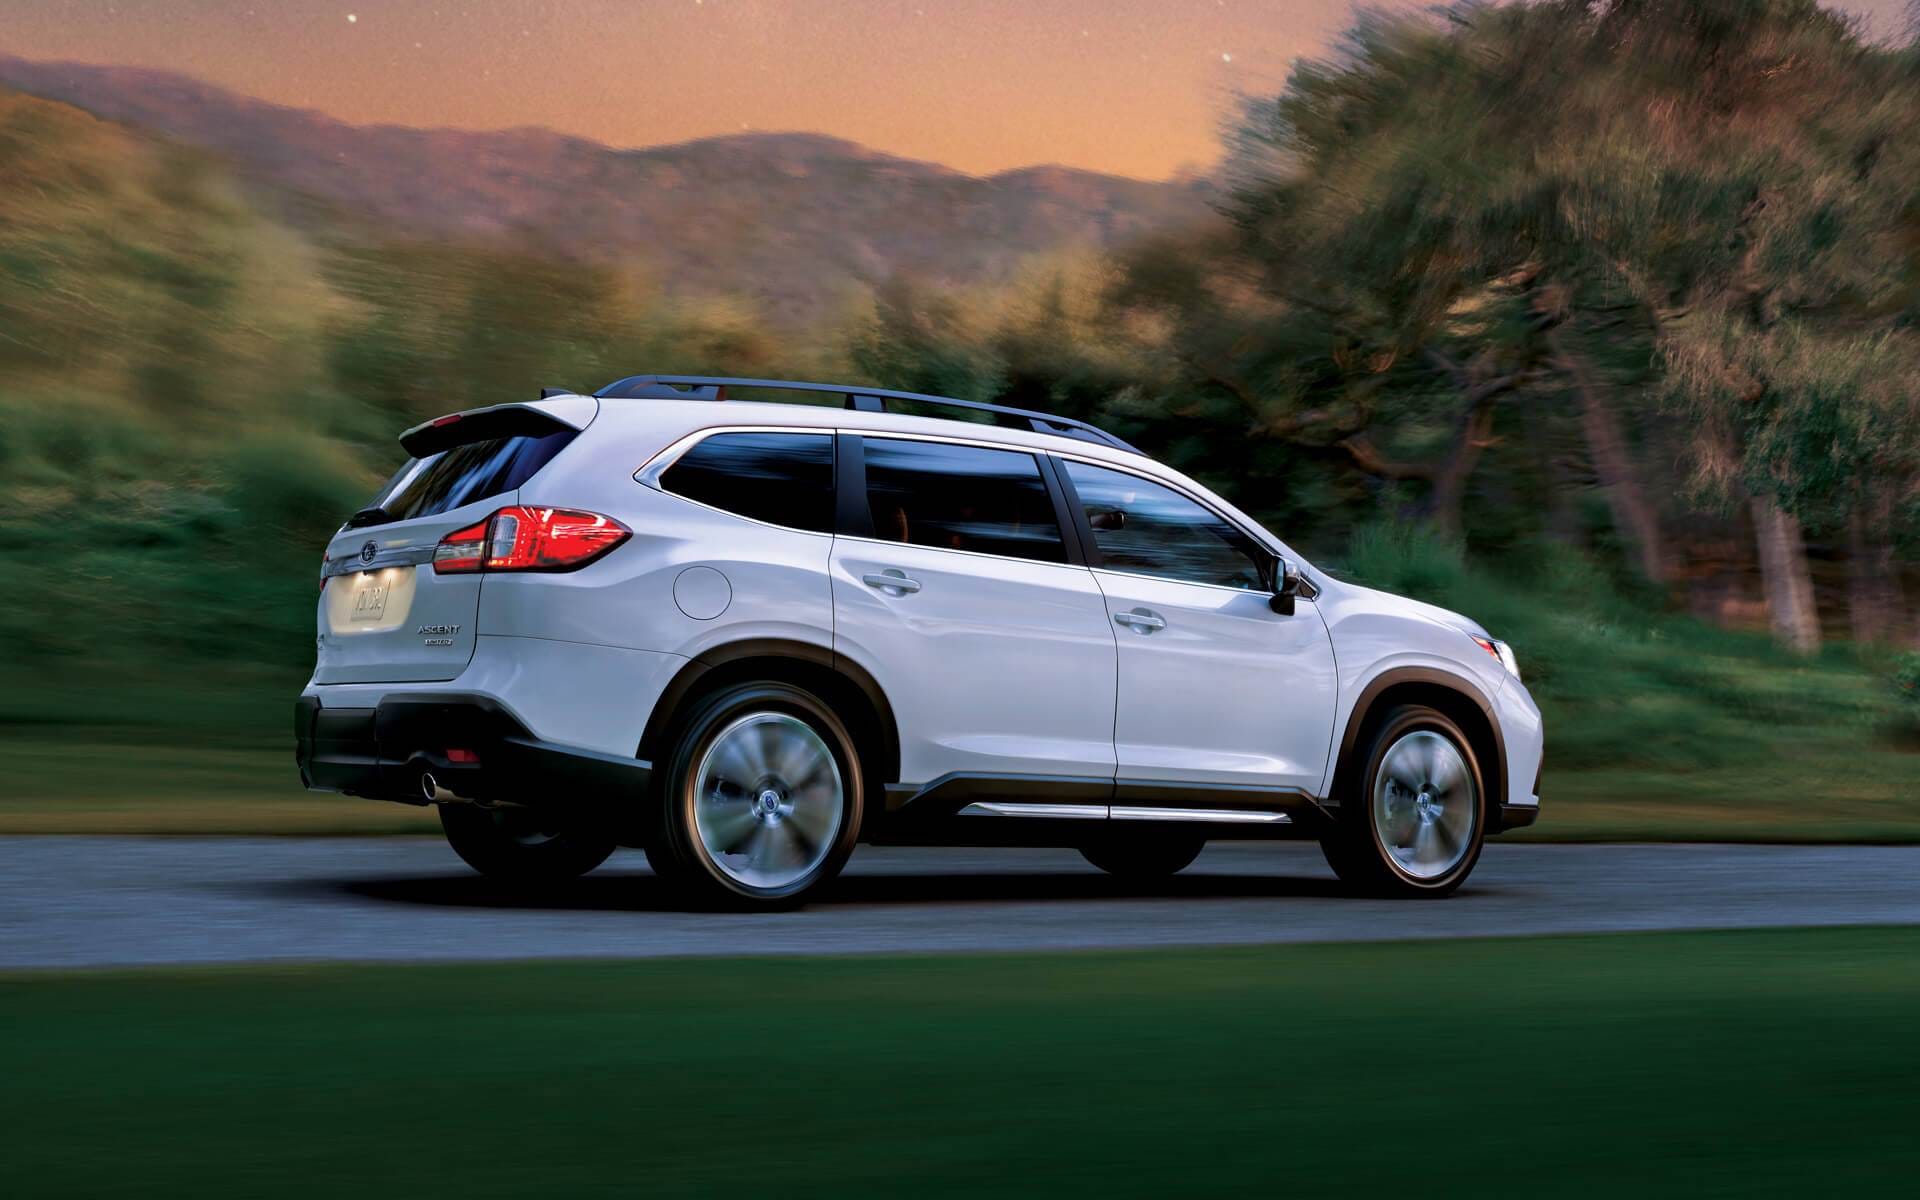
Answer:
top-left (296, 376), bottom-right (1543, 905)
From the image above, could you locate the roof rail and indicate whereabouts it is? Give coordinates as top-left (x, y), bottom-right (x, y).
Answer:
top-left (593, 375), bottom-right (1140, 454)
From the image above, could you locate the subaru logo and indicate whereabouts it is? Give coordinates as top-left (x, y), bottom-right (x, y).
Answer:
top-left (360, 540), bottom-right (378, 565)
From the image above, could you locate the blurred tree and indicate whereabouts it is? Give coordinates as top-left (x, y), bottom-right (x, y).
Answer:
top-left (1132, 6), bottom-right (1659, 563)
top-left (846, 276), bottom-right (1008, 403)
top-left (1595, 0), bottom-right (1920, 652)
top-left (1121, 0), bottom-right (1918, 650)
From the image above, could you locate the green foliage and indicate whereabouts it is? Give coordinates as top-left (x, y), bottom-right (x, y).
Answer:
top-left (1893, 652), bottom-right (1920, 735)
top-left (846, 278), bottom-right (1009, 403)
top-left (1332, 523), bottom-right (1892, 773)
top-left (0, 86), bottom-right (840, 741)
top-left (223, 432), bottom-right (370, 535)
top-left (1340, 523), bottom-right (1474, 603)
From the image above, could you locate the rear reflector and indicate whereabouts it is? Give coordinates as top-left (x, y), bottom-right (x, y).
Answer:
top-left (433, 506), bottom-right (630, 575)
top-left (445, 748), bottom-right (480, 764)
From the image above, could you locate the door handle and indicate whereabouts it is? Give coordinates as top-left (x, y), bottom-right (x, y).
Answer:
top-left (863, 570), bottom-right (922, 595)
top-left (1114, 609), bottom-right (1166, 632)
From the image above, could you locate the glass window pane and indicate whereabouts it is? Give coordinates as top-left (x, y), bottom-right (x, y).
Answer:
top-left (377, 427), bottom-right (578, 521)
top-left (863, 438), bottom-right (1065, 563)
top-left (660, 432), bottom-right (835, 533)
top-left (1063, 460), bottom-right (1265, 590)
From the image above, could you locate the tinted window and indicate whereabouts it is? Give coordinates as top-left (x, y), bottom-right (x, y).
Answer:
top-left (660, 431), bottom-right (835, 533)
top-left (373, 428), bottom-right (577, 522)
top-left (1063, 460), bottom-right (1266, 590)
top-left (864, 438), bottom-right (1065, 563)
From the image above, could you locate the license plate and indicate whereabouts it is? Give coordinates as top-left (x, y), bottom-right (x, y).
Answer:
top-left (349, 577), bottom-right (390, 623)
top-left (326, 566), bottom-right (416, 634)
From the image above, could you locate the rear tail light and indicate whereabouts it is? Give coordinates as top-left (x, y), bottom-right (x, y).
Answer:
top-left (486, 506), bottom-right (630, 571)
top-left (433, 506), bottom-right (630, 575)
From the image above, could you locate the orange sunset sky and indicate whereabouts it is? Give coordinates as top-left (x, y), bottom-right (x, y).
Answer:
top-left (2, 0), bottom-right (1911, 178)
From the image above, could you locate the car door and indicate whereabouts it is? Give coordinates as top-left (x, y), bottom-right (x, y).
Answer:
top-left (830, 434), bottom-right (1118, 790)
top-left (1055, 457), bottom-right (1337, 798)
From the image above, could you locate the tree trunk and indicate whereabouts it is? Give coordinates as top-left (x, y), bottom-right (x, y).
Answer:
top-left (1846, 495), bottom-right (1906, 647)
top-left (1521, 399), bottom-right (1583, 547)
top-left (1550, 333), bottom-right (1674, 586)
top-left (1751, 496), bottom-right (1821, 656)
top-left (1427, 392), bottom-right (1501, 539)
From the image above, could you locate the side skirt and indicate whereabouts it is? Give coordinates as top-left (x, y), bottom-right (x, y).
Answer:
top-left (871, 772), bottom-right (1332, 845)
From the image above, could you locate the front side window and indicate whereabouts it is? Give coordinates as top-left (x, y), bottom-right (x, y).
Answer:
top-left (863, 438), bottom-right (1065, 563)
top-left (1062, 459), bottom-right (1267, 590)
top-left (660, 431), bottom-right (835, 533)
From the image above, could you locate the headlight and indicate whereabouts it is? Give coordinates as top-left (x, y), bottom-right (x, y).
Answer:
top-left (1471, 636), bottom-right (1521, 681)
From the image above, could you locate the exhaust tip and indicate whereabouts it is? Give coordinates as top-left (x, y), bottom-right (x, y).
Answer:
top-left (421, 772), bottom-right (450, 803)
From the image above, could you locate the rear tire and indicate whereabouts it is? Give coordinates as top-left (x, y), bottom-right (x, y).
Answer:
top-left (647, 681), bottom-right (864, 909)
top-left (438, 803), bottom-right (616, 883)
top-left (1320, 704), bottom-right (1486, 897)
top-left (1079, 835), bottom-right (1205, 879)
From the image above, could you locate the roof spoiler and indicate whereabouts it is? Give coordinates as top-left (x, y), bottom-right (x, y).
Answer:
top-left (398, 394), bottom-right (598, 457)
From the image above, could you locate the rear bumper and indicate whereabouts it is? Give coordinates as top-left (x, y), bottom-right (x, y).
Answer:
top-left (294, 693), bottom-right (652, 828)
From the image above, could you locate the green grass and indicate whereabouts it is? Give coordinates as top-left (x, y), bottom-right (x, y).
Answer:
top-left (4, 929), bottom-right (1917, 1196)
top-left (1517, 756), bottom-right (1920, 842)
top-left (0, 731), bottom-right (436, 835)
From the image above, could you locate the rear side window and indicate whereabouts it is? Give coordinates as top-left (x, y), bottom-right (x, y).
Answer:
top-left (863, 438), bottom-right (1065, 563)
top-left (660, 431), bottom-right (835, 533)
top-left (373, 427), bottom-right (577, 522)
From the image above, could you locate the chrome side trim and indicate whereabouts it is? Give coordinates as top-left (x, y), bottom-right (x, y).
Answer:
top-left (1110, 806), bottom-right (1293, 824)
top-left (957, 801), bottom-right (1109, 820)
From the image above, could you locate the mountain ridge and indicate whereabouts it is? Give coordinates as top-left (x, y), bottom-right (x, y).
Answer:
top-left (0, 55), bottom-right (1210, 320)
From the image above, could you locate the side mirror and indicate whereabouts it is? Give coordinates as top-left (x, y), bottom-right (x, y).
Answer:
top-left (1088, 509), bottom-right (1127, 532)
top-left (1270, 557), bottom-right (1303, 616)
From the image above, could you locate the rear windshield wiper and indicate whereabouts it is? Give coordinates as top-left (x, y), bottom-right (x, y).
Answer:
top-left (343, 505), bottom-right (396, 530)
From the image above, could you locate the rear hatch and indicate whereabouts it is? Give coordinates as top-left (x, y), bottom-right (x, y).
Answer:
top-left (313, 397), bottom-right (595, 684)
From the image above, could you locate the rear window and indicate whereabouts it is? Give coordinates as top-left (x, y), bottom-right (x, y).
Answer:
top-left (659, 431), bottom-right (836, 533)
top-left (369, 427), bottom-right (577, 523)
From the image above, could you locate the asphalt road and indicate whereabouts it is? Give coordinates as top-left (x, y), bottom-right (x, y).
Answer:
top-left (4, 837), bottom-right (1919, 969)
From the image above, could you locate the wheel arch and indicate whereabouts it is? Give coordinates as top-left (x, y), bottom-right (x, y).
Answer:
top-left (639, 639), bottom-right (901, 790)
top-left (1331, 667), bottom-right (1505, 814)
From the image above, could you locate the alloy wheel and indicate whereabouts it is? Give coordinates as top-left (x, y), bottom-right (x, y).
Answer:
top-left (1371, 729), bottom-right (1477, 880)
top-left (692, 711), bottom-right (845, 890)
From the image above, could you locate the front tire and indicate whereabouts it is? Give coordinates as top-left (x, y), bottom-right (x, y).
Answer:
top-left (647, 681), bottom-right (864, 908)
top-left (1321, 705), bottom-right (1486, 897)
top-left (438, 803), bottom-right (616, 883)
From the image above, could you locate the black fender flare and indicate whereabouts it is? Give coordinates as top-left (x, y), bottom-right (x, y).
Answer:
top-left (639, 638), bottom-right (900, 782)
top-left (1333, 665), bottom-right (1506, 810)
